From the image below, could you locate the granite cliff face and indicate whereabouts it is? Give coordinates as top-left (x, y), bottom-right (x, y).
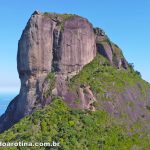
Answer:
top-left (1, 11), bottom-right (150, 134)
top-left (0, 11), bottom-right (97, 133)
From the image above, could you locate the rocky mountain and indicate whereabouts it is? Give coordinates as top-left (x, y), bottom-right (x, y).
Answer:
top-left (0, 10), bottom-right (150, 143)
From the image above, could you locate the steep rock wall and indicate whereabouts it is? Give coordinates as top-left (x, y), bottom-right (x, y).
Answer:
top-left (0, 12), bottom-right (130, 134)
top-left (0, 11), bottom-right (96, 133)
top-left (58, 16), bottom-right (96, 73)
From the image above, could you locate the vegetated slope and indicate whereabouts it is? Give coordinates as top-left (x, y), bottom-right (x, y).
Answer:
top-left (0, 54), bottom-right (150, 150)
top-left (69, 53), bottom-right (150, 128)
top-left (0, 11), bottom-right (132, 133)
top-left (0, 11), bottom-right (150, 149)
top-left (0, 99), bottom-right (149, 150)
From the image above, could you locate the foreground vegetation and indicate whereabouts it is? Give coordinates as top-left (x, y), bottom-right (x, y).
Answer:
top-left (0, 99), bottom-right (149, 150)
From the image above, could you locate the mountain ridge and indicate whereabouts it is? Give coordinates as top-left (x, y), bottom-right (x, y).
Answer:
top-left (0, 11), bottom-right (150, 139)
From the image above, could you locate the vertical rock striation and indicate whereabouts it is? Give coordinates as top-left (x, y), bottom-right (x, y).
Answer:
top-left (0, 11), bottom-right (96, 133)
top-left (0, 11), bottom-right (129, 133)
top-left (57, 16), bottom-right (96, 73)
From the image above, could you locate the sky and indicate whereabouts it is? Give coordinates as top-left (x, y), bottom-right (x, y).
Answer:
top-left (0, 0), bottom-right (150, 93)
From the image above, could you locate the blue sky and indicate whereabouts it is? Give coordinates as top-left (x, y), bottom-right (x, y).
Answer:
top-left (0, 0), bottom-right (150, 93)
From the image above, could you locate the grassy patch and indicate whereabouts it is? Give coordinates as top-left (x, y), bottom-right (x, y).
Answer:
top-left (43, 72), bottom-right (55, 98)
top-left (146, 105), bottom-right (150, 112)
top-left (74, 99), bottom-right (81, 104)
top-left (44, 12), bottom-right (76, 30)
top-left (69, 53), bottom-right (142, 101)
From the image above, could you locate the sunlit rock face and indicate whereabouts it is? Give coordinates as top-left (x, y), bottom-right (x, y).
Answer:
top-left (0, 11), bottom-right (97, 133)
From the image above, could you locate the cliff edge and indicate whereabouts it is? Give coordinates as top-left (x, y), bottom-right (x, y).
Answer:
top-left (1, 11), bottom-right (149, 134)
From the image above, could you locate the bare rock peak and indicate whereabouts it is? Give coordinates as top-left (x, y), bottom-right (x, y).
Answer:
top-left (0, 11), bottom-right (128, 133)
top-left (32, 10), bottom-right (41, 15)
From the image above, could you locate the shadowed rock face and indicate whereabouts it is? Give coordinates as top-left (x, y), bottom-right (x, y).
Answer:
top-left (94, 28), bottom-right (128, 69)
top-left (17, 12), bottom-right (55, 117)
top-left (0, 11), bottom-right (96, 133)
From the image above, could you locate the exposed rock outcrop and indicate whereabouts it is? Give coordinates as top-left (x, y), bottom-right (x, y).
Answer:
top-left (78, 85), bottom-right (97, 111)
top-left (54, 16), bottom-right (96, 73)
top-left (0, 11), bottom-right (96, 133)
top-left (94, 27), bottom-right (128, 69)
top-left (0, 12), bottom-right (130, 133)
